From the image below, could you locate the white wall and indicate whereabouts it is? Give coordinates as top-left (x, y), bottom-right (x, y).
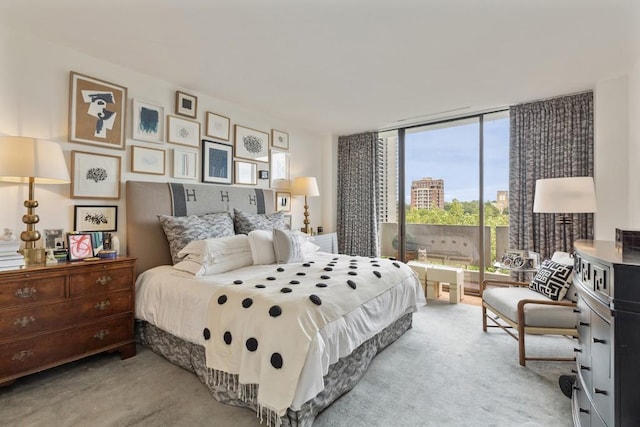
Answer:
top-left (0, 25), bottom-right (330, 254)
top-left (628, 58), bottom-right (640, 228)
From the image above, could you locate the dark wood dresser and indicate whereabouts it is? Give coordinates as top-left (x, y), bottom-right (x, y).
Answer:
top-left (0, 257), bottom-right (136, 385)
top-left (572, 240), bottom-right (640, 427)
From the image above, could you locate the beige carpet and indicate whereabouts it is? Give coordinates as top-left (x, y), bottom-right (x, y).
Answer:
top-left (1, 301), bottom-right (574, 426)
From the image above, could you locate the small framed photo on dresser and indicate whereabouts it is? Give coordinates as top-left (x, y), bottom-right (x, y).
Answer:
top-left (67, 232), bottom-right (94, 261)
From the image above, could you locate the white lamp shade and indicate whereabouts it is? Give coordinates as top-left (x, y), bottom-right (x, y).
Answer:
top-left (0, 136), bottom-right (70, 184)
top-left (292, 176), bottom-right (320, 197)
top-left (533, 177), bottom-right (597, 213)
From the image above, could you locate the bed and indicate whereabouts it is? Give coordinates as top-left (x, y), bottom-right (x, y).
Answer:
top-left (126, 181), bottom-right (424, 426)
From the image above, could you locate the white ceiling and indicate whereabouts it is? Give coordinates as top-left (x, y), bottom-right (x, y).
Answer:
top-left (1, 0), bottom-right (638, 135)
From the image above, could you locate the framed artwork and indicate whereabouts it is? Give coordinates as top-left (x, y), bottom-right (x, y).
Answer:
top-left (69, 71), bottom-right (127, 149)
top-left (259, 170), bottom-right (269, 180)
top-left (234, 125), bottom-right (269, 162)
top-left (67, 233), bottom-right (94, 261)
top-left (202, 139), bottom-right (233, 184)
top-left (132, 99), bottom-right (164, 143)
top-left (131, 145), bottom-right (166, 175)
top-left (175, 90), bottom-right (198, 118)
top-left (206, 112), bottom-right (230, 141)
top-left (284, 215), bottom-right (292, 230)
top-left (275, 191), bottom-right (291, 212)
top-left (90, 231), bottom-right (104, 254)
top-left (70, 150), bottom-right (121, 199)
top-left (234, 161), bottom-right (257, 185)
top-left (173, 148), bottom-right (198, 179)
top-left (271, 129), bottom-right (289, 150)
top-left (167, 115), bottom-right (200, 147)
top-left (74, 205), bottom-right (118, 232)
top-left (44, 229), bottom-right (65, 250)
top-left (270, 149), bottom-right (290, 189)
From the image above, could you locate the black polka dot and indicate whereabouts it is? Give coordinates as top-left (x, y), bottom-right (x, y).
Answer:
top-left (233, 280), bottom-right (243, 285)
top-left (302, 263), bottom-right (311, 267)
top-left (255, 284), bottom-right (266, 288)
top-left (316, 283), bottom-right (327, 288)
top-left (271, 353), bottom-right (283, 369)
top-left (348, 271), bottom-right (358, 276)
top-left (373, 271), bottom-right (382, 278)
top-left (332, 257), bottom-right (339, 261)
top-left (289, 280), bottom-right (300, 285)
top-left (242, 298), bottom-right (253, 308)
top-left (389, 257), bottom-right (397, 261)
top-left (349, 265), bottom-right (358, 269)
top-left (218, 295), bottom-right (228, 305)
top-left (324, 267), bottom-right (333, 271)
top-left (321, 275), bottom-right (331, 280)
top-left (281, 287), bottom-right (292, 293)
top-left (277, 267), bottom-right (285, 272)
top-left (223, 331), bottom-right (232, 345)
top-left (296, 272), bottom-right (306, 276)
top-left (393, 262), bottom-right (401, 268)
top-left (347, 280), bottom-right (357, 289)
top-left (246, 338), bottom-right (258, 352)
top-left (308, 261), bottom-right (315, 264)
top-left (370, 259), bottom-right (377, 263)
top-left (351, 259), bottom-right (358, 263)
top-left (267, 276), bottom-right (276, 281)
top-left (269, 305), bottom-right (282, 317)
top-left (203, 328), bottom-right (211, 340)
top-left (372, 264), bottom-right (381, 267)
top-left (309, 294), bottom-right (322, 305)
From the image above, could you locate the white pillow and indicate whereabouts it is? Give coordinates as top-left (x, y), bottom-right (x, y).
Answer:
top-left (273, 229), bottom-right (305, 263)
top-left (177, 235), bottom-right (250, 264)
top-left (248, 230), bottom-right (276, 265)
top-left (173, 251), bottom-right (254, 277)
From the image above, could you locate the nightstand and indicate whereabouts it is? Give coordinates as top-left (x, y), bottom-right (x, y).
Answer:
top-left (0, 257), bottom-right (136, 386)
top-left (311, 232), bottom-right (338, 254)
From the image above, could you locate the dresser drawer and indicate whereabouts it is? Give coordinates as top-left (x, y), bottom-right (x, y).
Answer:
top-left (0, 273), bottom-right (66, 308)
top-left (0, 314), bottom-right (133, 380)
top-left (590, 311), bottom-right (613, 425)
top-left (0, 291), bottom-right (132, 343)
top-left (69, 265), bottom-right (133, 296)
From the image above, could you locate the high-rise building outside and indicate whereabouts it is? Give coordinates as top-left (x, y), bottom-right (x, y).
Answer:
top-left (494, 190), bottom-right (508, 212)
top-left (378, 134), bottom-right (398, 223)
top-left (411, 177), bottom-right (444, 209)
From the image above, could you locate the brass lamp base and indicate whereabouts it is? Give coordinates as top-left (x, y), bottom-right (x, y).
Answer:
top-left (22, 247), bottom-right (45, 267)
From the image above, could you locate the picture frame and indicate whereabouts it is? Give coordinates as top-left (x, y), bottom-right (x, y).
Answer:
top-left (259, 170), bottom-right (269, 180)
top-left (175, 90), bottom-right (198, 118)
top-left (501, 249), bottom-right (527, 268)
top-left (67, 232), bottom-right (94, 261)
top-left (275, 191), bottom-right (291, 212)
top-left (206, 111), bottom-right (230, 141)
top-left (90, 231), bottom-right (104, 254)
top-left (167, 115), bottom-right (200, 147)
top-left (44, 228), bottom-right (65, 250)
top-left (284, 215), bottom-right (292, 230)
top-left (132, 99), bottom-right (164, 143)
top-left (234, 160), bottom-right (257, 185)
top-left (74, 205), bottom-right (118, 232)
top-left (69, 71), bottom-right (127, 150)
top-left (173, 148), bottom-right (198, 180)
top-left (234, 125), bottom-right (269, 162)
top-left (131, 145), bottom-right (166, 175)
top-left (271, 129), bottom-right (289, 150)
top-left (71, 150), bottom-right (121, 199)
top-left (202, 139), bottom-right (233, 184)
top-left (270, 149), bottom-right (290, 189)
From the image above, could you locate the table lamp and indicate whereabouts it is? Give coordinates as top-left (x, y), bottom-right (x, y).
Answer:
top-left (0, 136), bottom-right (70, 266)
top-left (292, 176), bottom-right (319, 235)
top-left (533, 176), bottom-right (597, 252)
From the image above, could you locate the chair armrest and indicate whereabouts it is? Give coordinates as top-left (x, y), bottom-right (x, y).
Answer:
top-left (517, 299), bottom-right (577, 325)
top-left (480, 279), bottom-right (529, 295)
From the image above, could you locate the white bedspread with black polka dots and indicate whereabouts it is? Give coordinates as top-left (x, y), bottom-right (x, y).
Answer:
top-left (202, 254), bottom-right (417, 421)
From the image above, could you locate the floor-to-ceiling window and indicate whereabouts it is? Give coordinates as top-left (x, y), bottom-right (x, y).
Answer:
top-left (378, 111), bottom-right (509, 295)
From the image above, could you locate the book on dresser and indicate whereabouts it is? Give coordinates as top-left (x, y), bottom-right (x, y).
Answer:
top-left (0, 249), bottom-right (25, 271)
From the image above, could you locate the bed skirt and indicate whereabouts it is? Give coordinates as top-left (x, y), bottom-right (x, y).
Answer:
top-left (136, 311), bottom-right (413, 426)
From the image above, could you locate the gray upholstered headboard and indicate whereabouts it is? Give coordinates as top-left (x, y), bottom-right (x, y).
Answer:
top-left (126, 181), bottom-right (275, 277)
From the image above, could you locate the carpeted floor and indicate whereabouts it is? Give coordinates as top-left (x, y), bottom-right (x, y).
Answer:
top-left (1, 301), bottom-right (574, 427)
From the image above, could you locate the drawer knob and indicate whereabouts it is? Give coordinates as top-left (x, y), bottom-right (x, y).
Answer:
top-left (13, 315), bottom-right (36, 328)
top-left (95, 300), bottom-right (111, 311)
top-left (579, 321), bottom-right (590, 327)
top-left (573, 385), bottom-right (581, 392)
top-left (579, 408), bottom-right (590, 414)
top-left (593, 338), bottom-right (607, 344)
top-left (96, 275), bottom-right (112, 286)
top-left (93, 329), bottom-right (110, 340)
top-left (573, 347), bottom-right (582, 353)
top-left (572, 309), bottom-right (581, 313)
top-left (580, 365), bottom-right (591, 371)
top-left (594, 388), bottom-right (608, 395)
top-left (15, 286), bottom-right (37, 299)
top-left (12, 350), bottom-right (34, 361)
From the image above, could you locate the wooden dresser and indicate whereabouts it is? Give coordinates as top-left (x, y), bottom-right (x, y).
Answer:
top-left (572, 241), bottom-right (640, 427)
top-left (0, 257), bottom-right (136, 385)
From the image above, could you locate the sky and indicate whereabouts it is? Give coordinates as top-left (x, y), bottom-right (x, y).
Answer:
top-left (404, 115), bottom-right (509, 203)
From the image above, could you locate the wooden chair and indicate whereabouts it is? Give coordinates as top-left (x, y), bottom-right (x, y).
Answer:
top-left (481, 278), bottom-right (578, 366)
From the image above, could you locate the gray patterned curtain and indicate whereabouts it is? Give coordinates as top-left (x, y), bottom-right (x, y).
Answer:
top-left (509, 92), bottom-right (594, 260)
top-left (337, 131), bottom-right (381, 256)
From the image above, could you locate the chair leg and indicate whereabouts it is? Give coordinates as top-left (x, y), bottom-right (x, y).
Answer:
top-left (482, 305), bottom-right (487, 332)
top-left (518, 321), bottom-right (526, 366)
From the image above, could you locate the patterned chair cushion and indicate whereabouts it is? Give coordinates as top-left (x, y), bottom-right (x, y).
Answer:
top-left (233, 209), bottom-right (286, 235)
top-left (157, 212), bottom-right (235, 264)
top-left (529, 259), bottom-right (573, 301)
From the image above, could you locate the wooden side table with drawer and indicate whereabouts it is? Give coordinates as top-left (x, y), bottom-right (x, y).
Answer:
top-left (0, 257), bottom-right (136, 386)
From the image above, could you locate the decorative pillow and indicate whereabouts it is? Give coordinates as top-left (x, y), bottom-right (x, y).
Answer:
top-left (551, 251), bottom-right (578, 302)
top-left (157, 212), bottom-right (234, 264)
top-left (529, 259), bottom-right (574, 301)
top-left (173, 252), bottom-right (254, 277)
top-left (177, 235), bottom-right (250, 264)
top-left (272, 229), bottom-right (305, 263)
top-left (233, 209), bottom-right (286, 235)
top-left (247, 230), bottom-right (277, 265)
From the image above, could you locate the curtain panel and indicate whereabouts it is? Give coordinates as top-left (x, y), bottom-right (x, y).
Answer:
top-left (509, 92), bottom-right (594, 260)
top-left (337, 131), bottom-right (381, 256)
